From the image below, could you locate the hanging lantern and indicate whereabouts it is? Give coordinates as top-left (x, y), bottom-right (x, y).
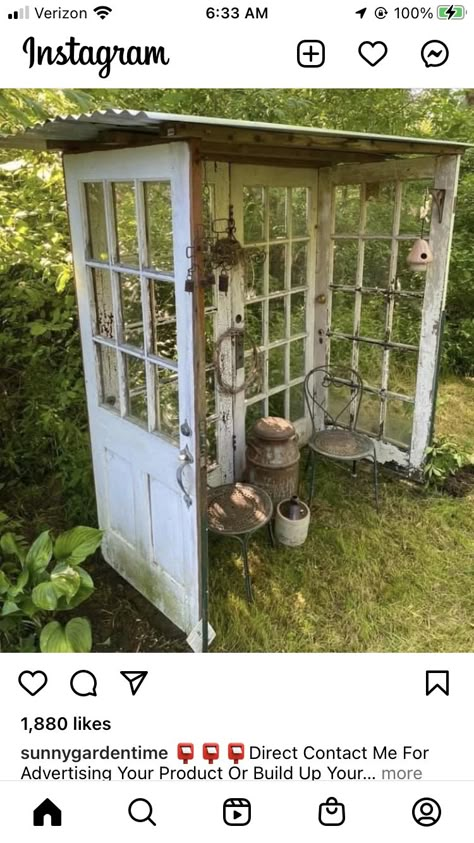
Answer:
top-left (407, 238), bottom-right (433, 272)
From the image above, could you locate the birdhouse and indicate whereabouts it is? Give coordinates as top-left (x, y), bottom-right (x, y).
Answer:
top-left (407, 238), bottom-right (433, 271)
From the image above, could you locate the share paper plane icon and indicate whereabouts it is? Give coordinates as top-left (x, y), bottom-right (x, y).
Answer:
top-left (120, 671), bottom-right (148, 696)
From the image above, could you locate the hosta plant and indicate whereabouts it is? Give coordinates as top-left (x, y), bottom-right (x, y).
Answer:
top-left (424, 437), bottom-right (473, 486)
top-left (0, 525), bottom-right (102, 653)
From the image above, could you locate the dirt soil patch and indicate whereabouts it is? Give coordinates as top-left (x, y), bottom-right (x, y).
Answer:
top-left (83, 557), bottom-right (189, 653)
top-left (444, 464), bottom-right (474, 498)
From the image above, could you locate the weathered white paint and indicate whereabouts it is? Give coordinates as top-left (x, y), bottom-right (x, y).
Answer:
top-left (330, 157), bottom-right (437, 186)
top-left (313, 168), bottom-right (333, 430)
top-left (64, 144), bottom-right (202, 634)
top-left (410, 154), bottom-right (461, 471)
top-left (202, 162), bottom-right (234, 488)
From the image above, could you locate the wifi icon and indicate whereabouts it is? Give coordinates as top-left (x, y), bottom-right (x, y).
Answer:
top-left (94, 4), bottom-right (112, 18)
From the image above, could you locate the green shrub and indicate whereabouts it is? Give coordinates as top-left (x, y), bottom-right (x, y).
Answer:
top-left (0, 158), bottom-right (95, 523)
top-left (0, 524), bottom-right (102, 652)
top-left (424, 436), bottom-right (473, 486)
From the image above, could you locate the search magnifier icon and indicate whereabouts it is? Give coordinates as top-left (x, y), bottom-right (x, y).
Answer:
top-left (128, 798), bottom-right (156, 826)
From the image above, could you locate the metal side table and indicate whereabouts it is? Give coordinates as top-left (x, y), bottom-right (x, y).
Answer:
top-left (207, 482), bottom-right (274, 603)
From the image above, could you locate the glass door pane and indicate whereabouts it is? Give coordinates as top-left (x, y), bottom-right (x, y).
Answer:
top-left (242, 183), bottom-right (312, 426)
top-left (83, 179), bottom-right (180, 443)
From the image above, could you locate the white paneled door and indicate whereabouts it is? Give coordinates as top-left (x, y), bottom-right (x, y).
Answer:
top-left (64, 144), bottom-right (202, 635)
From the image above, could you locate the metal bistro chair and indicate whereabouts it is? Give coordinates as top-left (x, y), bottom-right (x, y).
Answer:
top-left (303, 365), bottom-right (379, 510)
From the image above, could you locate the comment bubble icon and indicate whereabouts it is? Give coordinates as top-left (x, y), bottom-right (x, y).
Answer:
top-left (70, 670), bottom-right (98, 697)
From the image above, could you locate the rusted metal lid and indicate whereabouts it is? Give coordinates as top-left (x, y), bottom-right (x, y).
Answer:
top-left (252, 416), bottom-right (296, 441)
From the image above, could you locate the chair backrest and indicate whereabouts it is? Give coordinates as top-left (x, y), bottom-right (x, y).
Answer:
top-left (303, 365), bottom-right (364, 432)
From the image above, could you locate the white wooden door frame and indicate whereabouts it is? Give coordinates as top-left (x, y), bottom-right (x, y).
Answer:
top-left (64, 143), bottom-right (203, 635)
top-left (317, 154), bottom-right (461, 475)
top-left (201, 161), bottom-right (234, 487)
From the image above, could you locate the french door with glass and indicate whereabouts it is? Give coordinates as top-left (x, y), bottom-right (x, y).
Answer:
top-left (64, 144), bottom-right (203, 635)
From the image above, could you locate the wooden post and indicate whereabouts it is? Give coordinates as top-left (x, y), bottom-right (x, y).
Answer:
top-left (189, 140), bottom-right (210, 651)
top-left (410, 154), bottom-right (461, 472)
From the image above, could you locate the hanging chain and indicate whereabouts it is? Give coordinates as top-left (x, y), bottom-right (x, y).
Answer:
top-left (419, 186), bottom-right (431, 239)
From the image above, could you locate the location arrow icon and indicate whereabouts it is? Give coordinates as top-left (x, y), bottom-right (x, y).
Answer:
top-left (356, 7), bottom-right (367, 17)
top-left (120, 671), bottom-right (148, 696)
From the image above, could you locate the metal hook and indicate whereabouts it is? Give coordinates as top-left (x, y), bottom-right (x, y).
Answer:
top-left (429, 188), bottom-right (446, 224)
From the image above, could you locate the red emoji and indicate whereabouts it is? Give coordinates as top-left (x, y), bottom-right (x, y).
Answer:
top-left (177, 743), bottom-right (194, 764)
top-left (203, 743), bottom-right (220, 764)
top-left (228, 743), bottom-right (245, 764)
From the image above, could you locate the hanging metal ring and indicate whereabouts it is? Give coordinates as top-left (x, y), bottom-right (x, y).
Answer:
top-left (213, 327), bottom-right (260, 396)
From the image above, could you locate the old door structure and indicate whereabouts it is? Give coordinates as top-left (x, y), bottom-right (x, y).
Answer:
top-left (64, 144), bottom-right (204, 638)
top-left (316, 155), bottom-right (460, 475)
top-left (1, 110), bottom-right (468, 641)
top-left (203, 154), bottom-right (459, 482)
top-left (203, 162), bottom-right (318, 481)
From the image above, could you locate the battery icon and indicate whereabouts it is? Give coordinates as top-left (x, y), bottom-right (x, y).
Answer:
top-left (437, 5), bottom-right (465, 18)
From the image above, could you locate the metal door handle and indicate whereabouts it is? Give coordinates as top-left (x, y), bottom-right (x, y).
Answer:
top-left (177, 445), bottom-right (194, 508)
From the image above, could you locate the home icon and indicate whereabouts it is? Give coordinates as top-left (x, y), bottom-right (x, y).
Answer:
top-left (33, 798), bottom-right (62, 826)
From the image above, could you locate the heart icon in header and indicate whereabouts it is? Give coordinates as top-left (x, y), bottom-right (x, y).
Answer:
top-left (358, 41), bottom-right (388, 66)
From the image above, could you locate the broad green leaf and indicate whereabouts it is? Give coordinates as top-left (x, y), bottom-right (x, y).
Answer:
top-left (1, 600), bottom-right (19, 616)
top-left (0, 532), bottom-right (26, 563)
top-left (64, 617), bottom-right (92, 653)
top-left (76, 567), bottom-right (94, 591)
top-left (30, 323), bottom-right (48, 336)
top-left (8, 568), bottom-right (29, 598)
top-left (0, 571), bottom-right (11, 595)
top-left (32, 581), bottom-right (58, 611)
top-left (26, 531), bottom-right (53, 573)
top-left (39, 621), bottom-right (71, 653)
top-left (40, 618), bottom-right (92, 653)
top-left (54, 527), bottom-right (103, 566)
top-left (51, 568), bottom-right (81, 603)
top-left (62, 566), bottom-right (95, 609)
top-left (52, 561), bottom-right (82, 578)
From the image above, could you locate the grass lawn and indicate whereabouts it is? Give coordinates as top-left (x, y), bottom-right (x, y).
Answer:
top-left (209, 376), bottom-right (474, 653)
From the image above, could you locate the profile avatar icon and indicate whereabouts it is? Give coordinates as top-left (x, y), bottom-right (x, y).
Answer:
top-left (412, 798), bottom-right (441, 827)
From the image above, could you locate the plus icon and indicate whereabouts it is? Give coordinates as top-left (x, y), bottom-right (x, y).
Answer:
top-left (297, 40), bottom-right (326, 68)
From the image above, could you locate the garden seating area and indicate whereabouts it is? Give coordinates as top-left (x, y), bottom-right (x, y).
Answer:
top-left (1, 88), bottom-right (474, 654)
top-left (209, 377), bottom-right (474, 653)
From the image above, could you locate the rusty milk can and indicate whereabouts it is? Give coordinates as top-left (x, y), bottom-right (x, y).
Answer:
top-left (246, 416), bottom-right (300, 505)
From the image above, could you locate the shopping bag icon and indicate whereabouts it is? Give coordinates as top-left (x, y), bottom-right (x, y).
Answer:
top-left (319, 796), bottom-right (345, 826)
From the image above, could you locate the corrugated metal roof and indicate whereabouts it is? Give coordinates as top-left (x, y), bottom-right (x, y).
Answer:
top-left (0, 109), bottom-right (470, 155)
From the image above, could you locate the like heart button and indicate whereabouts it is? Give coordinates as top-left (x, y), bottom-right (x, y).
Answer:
top-left (18, 670), bottom-right (48, 696)
top-left (358, 41), bottom-right (388, 66)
